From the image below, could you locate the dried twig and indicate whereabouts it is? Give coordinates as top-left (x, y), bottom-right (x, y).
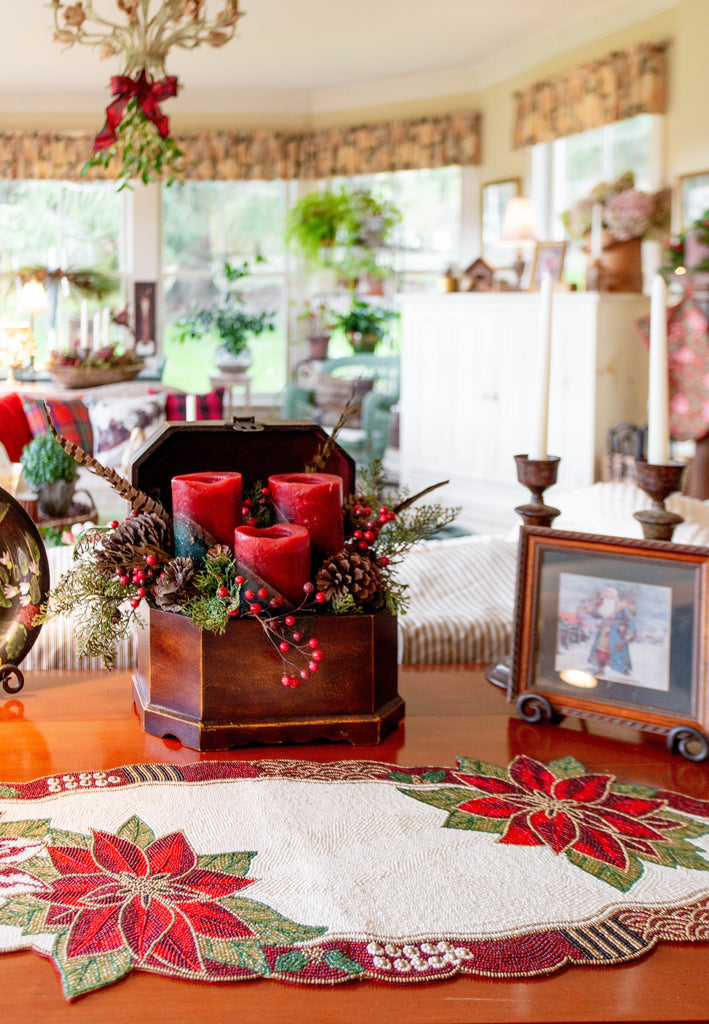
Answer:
top-left (42, 400), bottom-right (171, 524)
top-left (393, 479), bottom-right (449, 515)
top-left (305, 378), bottom-right (363, 473)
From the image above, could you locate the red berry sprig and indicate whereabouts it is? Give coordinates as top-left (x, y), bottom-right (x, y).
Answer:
top-left (349, 501), bottom-right (396, 568)
top-left (240, 579), bottom-right (325, 689)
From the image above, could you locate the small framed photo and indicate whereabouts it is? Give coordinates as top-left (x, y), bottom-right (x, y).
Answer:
top-left (678, 171), bottom-right (709, 229)
top-left (528, 241), bottom-right (566, 288)
top-left (134, 281), bottom-right (157, 356)
top-left (481, 177), bottom-right (520, 268)
top-left (510, 527), bottom-right (709, 756)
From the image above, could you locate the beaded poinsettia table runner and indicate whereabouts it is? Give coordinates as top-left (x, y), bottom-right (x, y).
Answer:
top-left (1, 753), bottom-right (709, 1000)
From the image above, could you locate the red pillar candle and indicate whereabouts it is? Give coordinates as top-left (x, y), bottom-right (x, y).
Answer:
top-left (268, 472), bottom-right (344, 564)
top-left (171, 471), bottom-right (243, 563)
top-left (233, 523), bottom-right (310, 607)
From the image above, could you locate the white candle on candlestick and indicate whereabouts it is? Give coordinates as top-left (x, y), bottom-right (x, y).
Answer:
top-left (92, 313), bottom-right (100, 351)
top-left (102, 307), bottom-right (110, 346)
top-left (647, 273), bottom-right (670, 465)
top-left (529, 272), bottom-right (554, 461)
top-left (185, 394), bottom-right (197, 422)
top-left (590, 203), bottom-right (603, 260)
top-left (79, 301), bottom-right (88, 349)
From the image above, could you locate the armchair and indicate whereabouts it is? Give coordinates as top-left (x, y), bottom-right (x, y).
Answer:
top-left (280, 354), bottom-right (400, 467)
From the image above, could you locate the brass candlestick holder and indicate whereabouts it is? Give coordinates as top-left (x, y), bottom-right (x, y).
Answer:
top-left (633, 460), bottom-right (685, 541)
top-left (514, 454), bottom-right (561, 527)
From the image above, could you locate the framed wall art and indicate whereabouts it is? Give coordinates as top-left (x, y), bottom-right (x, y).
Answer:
top-left (509, 526), bottom-right (709, 760)
top-left (134, 281), bottom-right (157, 356)
top-left (528, 241), bottom-right (566, 288)
top-left (481, 177), bottom-right (520, 268)
top-left (678, 171), bottom-right (709, 229)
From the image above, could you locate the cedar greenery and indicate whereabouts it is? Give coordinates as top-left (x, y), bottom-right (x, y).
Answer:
top-left (38, 552), bottom-right (144, 670)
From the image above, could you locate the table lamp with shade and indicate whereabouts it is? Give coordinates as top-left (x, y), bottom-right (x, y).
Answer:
top-left (17, 278), bottom-right (50, 345)
top-left (0, 322), bottom-right (36, 385)
top-left (500, 196), bottom-right (538, 289)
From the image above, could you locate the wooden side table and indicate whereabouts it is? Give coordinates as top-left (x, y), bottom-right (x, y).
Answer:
top-left (209, 372), bottom-right (252, 417)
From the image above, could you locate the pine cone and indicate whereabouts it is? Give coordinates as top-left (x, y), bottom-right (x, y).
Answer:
top-left (315, 547), bottom-right (382, 604)
top-left (153, 557), bottom-right (196, 613)
top-left (94, 512), bottom-right (172, 575)
top-left (206, 544), bottom-right (233, 560)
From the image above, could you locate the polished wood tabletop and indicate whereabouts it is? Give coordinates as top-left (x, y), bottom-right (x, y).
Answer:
top-left (1, 664), bottom-right (708, 1023)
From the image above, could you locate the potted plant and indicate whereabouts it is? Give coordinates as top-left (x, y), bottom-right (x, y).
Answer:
top-left (286, 187), bottom-right (401, 288)
top-left (561, 171), bottom-right (671, 291)
top-left (173, 258), bottom-right (275, 372)
top-left (333, 300), bottom-right (399, 353)
top-left (296, 299), bottom-right (337, 360)
top-left (20, 434), bottom-right (78, 518)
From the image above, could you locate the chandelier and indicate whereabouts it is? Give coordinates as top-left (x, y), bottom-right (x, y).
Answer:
top-left (50, 1), bottom-right (243, 186)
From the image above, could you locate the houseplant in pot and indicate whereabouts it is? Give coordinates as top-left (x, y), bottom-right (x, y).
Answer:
top-left (173, 258), bottom-right (275, 372)
top-left (20, 434), bottom-right (78, 518)
top-left (296, 299), bottom-right (336, 360)
top-left (286, 187), bottom-right (401, 288)
top-left (334, 299), bottom-right (399, 353)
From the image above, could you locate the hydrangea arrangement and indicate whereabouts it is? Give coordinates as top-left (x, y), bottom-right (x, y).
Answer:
top-left (562, 171), bottom-right (671, 244)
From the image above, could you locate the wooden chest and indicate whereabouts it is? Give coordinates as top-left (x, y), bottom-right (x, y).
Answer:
top-left (130, 418), bottom-right (404, 750)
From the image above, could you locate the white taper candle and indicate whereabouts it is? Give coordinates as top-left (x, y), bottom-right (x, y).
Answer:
top-left (647, 274), bottom-right (670, 465)
top-left (529, 272), bottom-right (554, 461)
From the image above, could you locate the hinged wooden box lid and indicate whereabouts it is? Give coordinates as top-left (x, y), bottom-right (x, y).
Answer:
top-left (131, 417), bottom-right (356, 515)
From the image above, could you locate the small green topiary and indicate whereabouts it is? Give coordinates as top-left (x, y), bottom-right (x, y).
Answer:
top-left (20, 434), bottom-right (78, 489)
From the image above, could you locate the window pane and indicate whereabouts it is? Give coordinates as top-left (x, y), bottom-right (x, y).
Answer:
top-left (548, 115), bottom-right (655, 289)
top-left (162, 180), bottom-right (288, 394)
top-left (0, 181), bottom-right (121, 359)
top-left (331, 167), bottom-right (461, 288)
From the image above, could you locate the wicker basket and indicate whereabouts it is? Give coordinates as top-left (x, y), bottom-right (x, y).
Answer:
top-left (47, 364), bottom-right (145, 389)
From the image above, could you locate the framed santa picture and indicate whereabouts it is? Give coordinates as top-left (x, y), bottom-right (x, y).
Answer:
top-left (509, 526), bottom-right (709, 761)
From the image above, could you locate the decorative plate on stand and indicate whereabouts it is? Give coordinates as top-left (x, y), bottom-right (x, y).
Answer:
top-left (0, 486), bottom-right (50, 692)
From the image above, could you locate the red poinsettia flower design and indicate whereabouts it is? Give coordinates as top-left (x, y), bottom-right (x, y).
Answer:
top-left (0, 836), bottom-right (46, 895)
top-left (36, 828), bottom-right (256, 973)
top-left (456, 754), bottom-right (674, 870)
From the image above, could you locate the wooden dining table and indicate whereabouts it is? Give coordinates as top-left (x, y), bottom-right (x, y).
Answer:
top-left (1, 662), bottom-right (707, 1024)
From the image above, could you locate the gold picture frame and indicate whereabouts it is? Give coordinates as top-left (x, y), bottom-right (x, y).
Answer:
top-left (528, 241), bottom-right (566, 288)
top-left (510, 526), bottom-right (709, 760)
top-left (678, 171), bottom-right (709, 230)
top-left (481, 177), bottom-right (520, 268)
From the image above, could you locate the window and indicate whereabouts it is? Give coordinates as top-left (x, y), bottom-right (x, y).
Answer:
top-left (0, 181), bottom-right (122, 358)
top-left (535, 114), bottom-right (661, 288)
top-left (161, 167), bottom-right (462, 387)
top-left (161, 179), bottom-right (291, 395)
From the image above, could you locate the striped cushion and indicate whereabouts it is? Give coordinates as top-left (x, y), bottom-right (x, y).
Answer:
top-left (397, 535), bottom-right (518, 664)
top-left (22, 396), bottom-right (94, 454)
top-left (22, 545), bottom-right (139, 671)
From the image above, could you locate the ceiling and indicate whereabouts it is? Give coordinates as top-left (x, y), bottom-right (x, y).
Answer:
top-left (0, 0), bottom-right (675, 124)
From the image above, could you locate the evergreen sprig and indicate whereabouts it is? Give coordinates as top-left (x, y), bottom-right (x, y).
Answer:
top-left (353, 461), bottom-right (460, 563)
top-left (39, 556), bottom-right (143, 670)
top-left (82, 99), bottom-right (183, 190)
top-left (186, 551), bottom-right (243, 632)
top-left (242, 480), bottom-right (273, 528)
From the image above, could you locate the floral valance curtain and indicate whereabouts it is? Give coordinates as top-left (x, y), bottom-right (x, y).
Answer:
top-left (0, 110), bottom-right (481, 182)
top-left (512, 41), bottom-right (668, 149)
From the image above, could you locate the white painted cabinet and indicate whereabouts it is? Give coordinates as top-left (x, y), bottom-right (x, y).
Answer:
top-left (399, 292), bottom-right (650, 533)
